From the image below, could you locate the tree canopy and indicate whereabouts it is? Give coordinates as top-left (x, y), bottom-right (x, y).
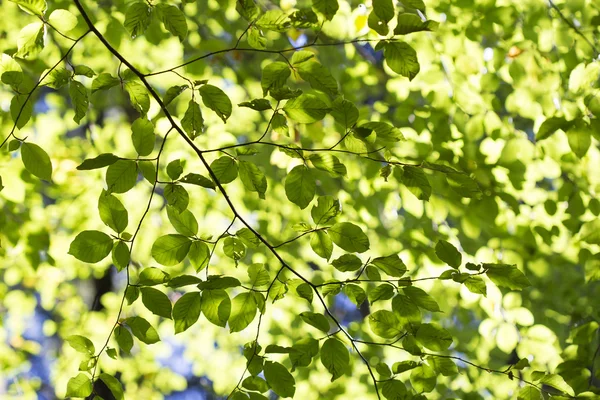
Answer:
top-left (1, 0), bottom-right (599, 399)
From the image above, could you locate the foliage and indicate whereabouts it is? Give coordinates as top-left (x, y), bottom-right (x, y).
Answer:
top-left (1, 0), bottom-right (600, 399)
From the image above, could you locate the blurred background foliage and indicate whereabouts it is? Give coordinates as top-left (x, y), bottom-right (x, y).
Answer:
top-left (0, 0), bottom-right (599, 399)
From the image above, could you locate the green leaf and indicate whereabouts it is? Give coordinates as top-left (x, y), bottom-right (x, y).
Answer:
top-left (311, 196), bottom-right (341, 226)
top-left (165, 159), bottom-right (183, 179)
top-left (392, 294), bottom-right (421, 323)
top-left (299, 312), bottom-right (330, 332)
top-left (69, 230), bottom-right (113, 263)
top-left (166, 206), bottom-right (198, 237)
top-left (248, 263), bottom-right (271, 288)
top-left (242, 376), bottom-right (269, 393)
top-left (198, 275), bottom-right (241, 290)
top-left (536, 117), bottom-right (573, 141)
top-left (48, 9), bottom-right (78, 32)
top-left (247, 25), bottom-right (266, 49)
top-left (2, 70), bottom-right (24, 88)
top-left (330, 98), bottom-right (359, 129)
top-left (272, 113), bottom-right (289, 136)
top-left (140, 287), bottom-right (172, 319)
top-left (403, 286), bottom-right (441, 312)
top-left (125, 81), bottom-right (150, 115)
top-left (199, 84), bottom-right (232, 123)
top-left (296, 283), bottom-right (314, 303)
top-left (285, 165), bottom-right (316, 209)
top-left (427, 357), bottom-right (458, 376)
top-left (517, 386), bottom-right (542, 400)
top-left (283, 94), bottom-right (330, 123)
top-left (236, 0), bottom-right (259, 21)
top-left (167, 275), bottom-right (202, 288)
top-left (270, 86), bottom-right (302, 101)
top-left (381, 379), bottom-right (407, 400)
top-left (151, 234), bottom-right (192, 266)
top-left (264, 361), bottom-right (296, 398)
top-left (290, 9), bottom-right (319, 28)
top-left (138, 267), bottom-right (170, 286)
top-left (21, 142), bottom-right (52, 181)
top-left (239, 98), bottom-right (272, 111)
top-left (394, 13), bottom-right (438, 35)
top-left (92, 73), bottom-right (120, 93)
top-left (331, 253), bottom-right (363, 272)
top-left (402, 0), bottom-right (426, 10)
top-left (9, 0), bottom-right (47, 16)
top-left (201, 289), bottom-right (231, 327)
top-left (172, 292), bottom-right (202, 333)
top-left (538, 374), bottom-right (575, 396)
top-left (125, 286), bottom-right (139, 305)
top-left (69, 81), bottom-right (89, 124)
top-left (114, 325), bottom-right (133, 353)
top-left (312, 0), bottom-right (339, 20)
top-left (484, 263), bottom-right (531, 290)
top-left (289, 337), bottom-right (319, 370)
top-left (415, 323), bottom-right (453, 351)
top-left (308, 154), bottom-right (346, 177)
top-left (373, 0), bottom-right (394, 23)
top-left (344, 284), bottom-right (366, 307)
top-left (392, 360), bottom-right (419, 374)
top-left (566, 121), bottom-right (591, 158)
top-left (66, 373), bottom-right (93, 398)
top-left (98, 191), bottom-right (128, 233)
top-left (446, 173), bottom-right (482, 198)
top-left (124, 1), bottom-right (151, 38)
top-left (66, 335), bottom-right (95, 355)
top-left (163, 85), bottom-right (188, 106)
top-left (236, 228), bottom-right (261, 249)
top-left (239, 160), bottom-right (267, 198)
top-left (464, 276), bottom-right (487, 296)
top-left (131, 118), bottom-right (155, 156)
top-left (155, 4), bottom-right (188, 41)
top-left (384, 41), bottom-right (420, 80)
top-left (106, 160), bottom-right (137, 194)
top-left (359, 121), bottom-right (405, 143)
top-left (372, 254), bottom-right (407, 277)
top-left (223, 237), bottom-right (246, 260)
top-left (10, 94), bottom-right (33, 129)
top-left (113, 241), bottom-right (130, 270)
top-left (410, 364), bottom-right (436, 393)
top-left (74, 65), bottom-right (95, 78)
top-left (164, 184), bottom-right (189, 212)
top-left (369, 310), bottom-right (402, 338)
top-left (124, 316), bottom-right (160, 344)
top-left (77, 153), bottom-right (119, 170)
top-left (296, 61), bottom-right (338, 97)
top-left (328, 222), bottom-right (370, 253)
top-left (138, 160), bottom-right (156, 183)
top-left (180, 173), bottom-right (215, 189)
top-left (261, 62), bottom-right (291, 96)
top-left (112, 243), bottom-right (129, 271)
top-left (369, 10), bottom-right (388, 35)
top-left (320, 338), bottom-right (349, 381)
top-left (41, 68), bottom-right (72, 89)
top-left (310, 230), bottom-right (333, 260)
top-left (16, 22), bottom-right (44, 58)
top-left (98, 373), bottom-right (124, 400)
top-left (211, 156), bottom-right (238, 184)
top-left (397, 165), bottom-right (431, 201)
top-left (229, 292), bottom-right (257, 332)
top-left (256, 10), bottom-right (291, 32)
top-left (435, 240), bottom-right (461, 269)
